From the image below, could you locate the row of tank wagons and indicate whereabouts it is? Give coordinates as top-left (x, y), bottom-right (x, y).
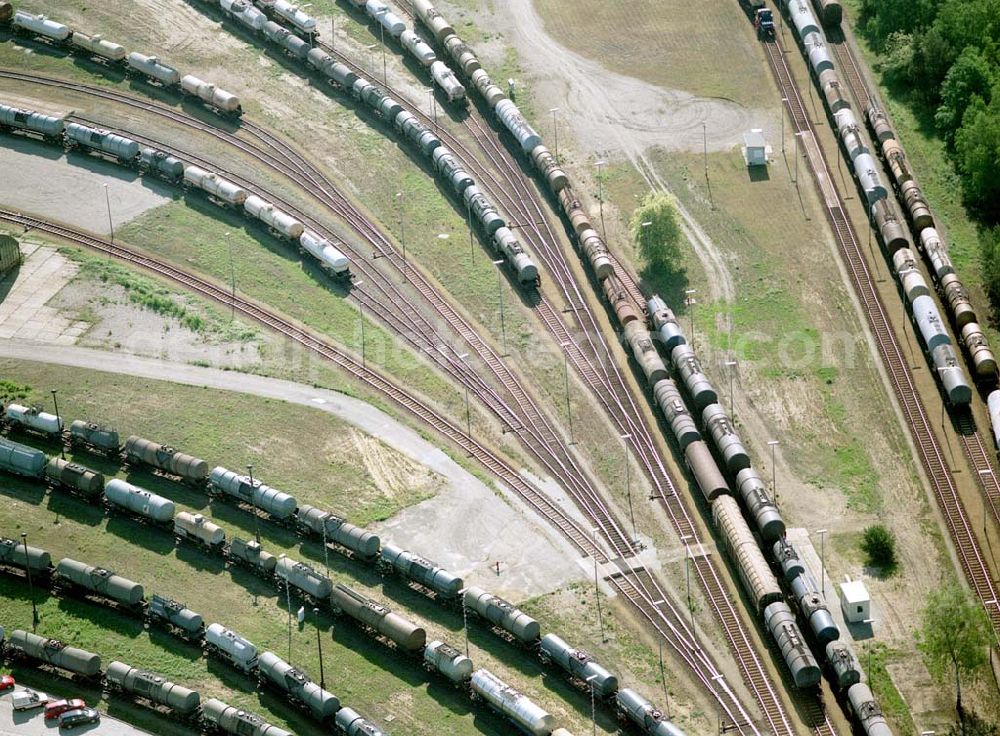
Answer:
top-left (3, 11), bottom-right (242, 116)
top-left (781, 0), bottom-right (984, 407)
top-left (340, 0), bottom-right (467, 104)
top-left (191, 0), bottom-right (540, 286)
top-left (0, 103), bottom-right (353, 278)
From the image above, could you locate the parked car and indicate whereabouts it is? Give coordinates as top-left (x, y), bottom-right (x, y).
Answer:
top-left (59, 707), bottom-right (100, 729)
top-left (0, 674), bottom-right (14, 691)
top-left (13, 689), bottom-right (48, 711)
top-left (45, 698), bottom-right (87, 720)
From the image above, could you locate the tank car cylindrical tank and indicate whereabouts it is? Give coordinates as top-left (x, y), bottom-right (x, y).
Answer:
top-left (463, 185), bottom-right (505, 236)
top-left (529, 144), bottom-right (570, 194)
top-left (989, 391), bottom-right (1000, 450)
top-left (624, 321), bottom-right (669, 385)
top-left (962, 322), bottom-right (998, 377)
top-left (124, 435), bottom-right (209, 483)
top-left (148, 594), bottom-right (204, 640)
top-left (463, 586), bottom-right (540, 644)
top-left (70, 32), bottom-right (126, 62)
top-left (69, 419), bottom-right (120, 454)
top-left (931, 343), bottom-right (973, 405)
top-left (174, 511), bottom-right (226, 549)
top-left (941, 273), bottom-right (977, 328)
top-left (401, 29), bottom-right (436, 66)
top-left (264, 20), bottom-right (311, 60)
top-left (299, 230), bottom-right (351, 277)
top-left (205, 623), bottom-right (259, 673)
top-left (735, 468), bottom-right (785, 542)
top-left (55, 557), bottom-right (145, 607)
top-left (470, 669), bottom-right (555, 736)
top-left (834, 109), bottom-right (867, 159)
top-left (12, 11), bottom-right (70, 41)
top-left (772, 538), bottom-right (806, 583)
top-left (184, 166), bottom-right (250, 207)
top-left (295, 504), bottom-right (380, 559)
top-left (712, 496), bottom-right (782, 611)
top-left (201, 698), bottom-right (294, 736)
top-left (539, 633), bottom-right (618, 697)
top-left (180, 75), bottom-right (242, 115)
top-left (65, 123), bottom-right (141, 163)
top-left (871, 199), bottom-right (909, 253)
top-left (423, 640), bottom-right (473, 684)
top-left (431, 146), bottom-right (474, 194)
top-left (471, 68), bottom-right (507, 109)
top-left (882, 140), bottom-right (912, 188)
top-left (0, 536), bottom-right (52, 574)
top-left (648, 296), bottom-right (686, 350)
top-left (258, 651), bottom-right (340, 721)
top-left (847, 682), bottom-right (893, 736)
top-left (684, 441), bottom-right (728, 502)
top-left (921, 227), bottom-right (954, 280)
top-left (763, 602), bottom-right (822, 688)
top-left (603, 276), bottom-right (640, 326)
top-left (891, 248), bottom-right (930, 303)
top-left (701, 404), bottom-right (750, 473)
top-left (336, 707), bottom-right (388, 736)
top-left (209, 466), bottom-right (298, 519)
top-left (0, 437), bottom-right (47, 478)
top-left (558, 188), bottom-right (591, 236)
top-left (900, 179), bottom-right (934, 231)
top-left (227, 0), bottom-right (267, 32)
top-left (5, 403), bottom-right (62, 437)
top-left (653, 378), bottom-right (701, 450)
top-left (853, 152), bottom-right (888, 203)
top-left (226, 537), bottom-right (278, 574)
top-left (380, 543), bottom-right (463, 598)
top-left (911, 295), bottom-right (951, 352)
top-left (495, 99), bottom-right (542, 154)
top-left (140, 148), bottom-right (185, 181)
top-left (45, 457), bottom-right (104, 497)
top-left (0, 2), bottom-right (13, 24)
top-left (671, 344), bottom-right (718, 410)
top-left (126, 52), bottom-right (181, 86)
top-left (788, 0), bottom-right (820, 38)
top-left (825, 640), bottom-right (862, 689)
top-left (104, 478), bottom-right (176, 524)
top-left (866, 104), bottom-right (895, 143)
top-left (106, 660), bottom-right (201, 714)
top-left (615, 687), bottom-right (686, 736)
top-left (789, 572), bottom-right (840, 644)
top-left (276, 557), bottom-right (333, 602)
top-left (243, 195), bottom-right (305, 240)
top-left (430, 60), bottom-right (466, 102)
top-left (330, 583), bottom-right (427, 652)
top-left (398, 114), bottom-right (441, 156)
top-left (274, 0), bottom-right (318, 35)
top-left (804, 32), bottom-right (833, 76)
top-left (8, 630), bottom-right (101, 677)
top-left (413, 0), bottom-right (455, 42)
top-left (578, 229), bottom-right (613, 280)
top-left (813, 0), bottom-right (843, 26)
top-left (367, 0), bottom-right (405, 38)
top-left (0, 104), bottom-right (65, 140)
top-left (493, 227), bottom-right (540, 284)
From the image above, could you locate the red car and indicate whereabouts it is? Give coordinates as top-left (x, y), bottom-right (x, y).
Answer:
top-left (0, 675), bottom-right (14, 691)
top-left (44, 698), bottom-right (87, 720)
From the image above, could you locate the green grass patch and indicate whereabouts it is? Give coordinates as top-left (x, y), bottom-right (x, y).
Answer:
top-left (864, 642), bottom-right (916, 733)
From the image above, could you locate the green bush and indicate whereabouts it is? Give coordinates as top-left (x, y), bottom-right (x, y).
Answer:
top-left (629, 192), bottom-right (682, 270)
top-left (861, 524), bottom-right (897, 572)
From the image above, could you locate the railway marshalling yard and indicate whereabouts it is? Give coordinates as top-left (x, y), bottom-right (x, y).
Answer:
top-left (0, 1), bottom-right (998, 735)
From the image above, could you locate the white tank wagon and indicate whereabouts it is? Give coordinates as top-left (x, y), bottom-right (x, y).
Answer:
top-left (962, 322), bottom-right (998, 377)
top-left (911, 295), bottom-right (951, 352)
top-left (789, 569), bottom-right (840, 644)
top-left (652, 378), bottom-right (701, 451)
top-left (412, 0), bottom-right (455, 43)
top-left (243, 195), bottom-right (305, 240)
top-left (126, 53), bottom-right (181, 86)
top-left (825, 640), bottom-right (862, 690)
top-left (330, 583), bottom-right (427, 652)
top-left (306, 47), bottom-right (337, 78)
top-left (463, 586), bottom-right (540, 645)
top-left (148, 595), bottom-right (204, 641)
top-left (430, 60), bottom-right (466, 102)
top-left (787, 0), bottom-right (820, 38)
top-left (0, 536), bottom-right (52, 577)
top-left (712, 496), bottom-right (782, 612)
top-left (69, 419), bottom-right (121, 455)
top-left (852, 152), bottom-right (888, 204)
top-left (0, 437), bottom-right (47, 478)
top-left (0, 103), bottom-right (66, 140)
top-left (920, 227), bottom-right (954, 280)
top-left (296, 504), bottom-right (380, 559)
top-left (763, 601), bottom-right (822, 688)
top-left (7, 630), bottom-right (101, 678)
top-left (263, 20), bottom-right (311, 60)
top-left (225, 537), bottom-right (278, 574)
top-left (990, 391), bottom-right (1000, 451)
top-left (432, 146), bottom-right (474, 194)
top-left (365, 0), bottom-right (405, 38)
top-left (273, 0), bottom-right (318, 36)
top-left (670, 344), bottom-right (718, 410)
top-left (45, 457), bottom-right (104, 498)
top-left (123, 435), bottom-right (210, 483)
top-left (221, 0), bottom-right (267, 33)
top-left (470, 669), bottom-right (555, 736)
top-left (847, 682), bottom-right (893, 736)
top-left (174, 511), bottom-right (226, 549)
top-left (495, 99), bottom-right (542, 154)
top-left (54, 557), bottom-right (145, 609)
top-left (65, 123), bottom-right (141, 164)
top-left (891, 248), bottom-right (930, 303)
top-left (12, 11), bottom-right (70, 42)
top-left (529, 144), bottom-right (569, 194)
top-left (5, 403), bottom-right (63, 438)
top-left (70, 32), bottom-right (126, 62)
top-left (396, 111), bottom-right (442, 156)
top-left (379, 543), bottom-right (463, 599)
top-left (336, 707), bottom-right (388, 736)
top-left (205, 623), bottom-right (259, 673)
top-left (734, 468), bottom-right (784, 542)
top-left (140, 148), bottom-right (186, 182)
top-left (623, 321), bottom-right (668, 386)
top-left (539, 633), bottom-right (618, 698)
top-left (647, 297), bottom-right (686, 350)
top-left (180, 75), bottom-right (242, 116)
top-left (209, 466), bottom-right (298, 520)
top-left (104, 478), bottom-right (176, 524)
top-left (257, 651), bottom-right (340, 721)
top-left (834, 108), bottom-right (868, 160)
top-left (299, 230), bottom-right (351, 277)
top-left (931, 343), bottom-right (973, 405)
top-left (615, 687), bottom-right (686, 736)
top-left (276, 556), bottom-right (333, 602)
top-left (106, 660), bottom-right (201, 714)
top-left (804, 32), bottom-right (833, 76)
top-left (493, 227), bottom-right (539, 284)
top-left (701, 404), bottom-right (751, 473)
top-left (423, 640), bottom-right (473, 685)
top-left (201, 697), bottom-right (293, 736)
top-left (463, 185), bottom-right (505, 236)
top-left (400, 29), bottom-right (436, 66)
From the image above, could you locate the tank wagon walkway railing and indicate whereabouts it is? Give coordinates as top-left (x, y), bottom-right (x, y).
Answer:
top-left (758, 35), bottom-right (1000, 635)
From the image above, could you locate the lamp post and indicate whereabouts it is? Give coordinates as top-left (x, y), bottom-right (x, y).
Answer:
top-left (549, 107), bottom-right (560, 162)
top-left (104, 183), bottom-right (114, 244)
top-left (622, 433), bottom-right (636, 542)
top-left (376, 10), bottom-right (388, 86)
top-left (313, 607), bottom-right (325, 689)
top-left (225, 231), bottom-right (236, 321)
top-left (684, 289), bottom-right (697, 346)
top-left (22, 533), bottom-right (38, 631)
top-left (585, 673), bottom-right (598, 736)
top-left (592, 527), bottom-right (606, 643)
top-left (979, 468), bottom-right (994, 537)
top-left (50, 389), bottom-right (65, 460)
top-left (651, 599), bottom-right (670, 715)
top-left (724, 360), bottom-right (737, 418)
top-left (560, 341), bottom-right (574, 444)
top-left (396, 192), bottom-right (407, 282)
top-left (354, 280), bottom-right (366, 368)
top-left (466, 198), bottom-right (475, 265)
top-left (681, 535), bottom-right (693, 629)
top-left (280, 553), bottom-right (292, 662)
top-left (247, 464), bottom-right (260, 546)
top-left (816, 528), bottom-right (828, 596)
top-left (767, 440), bottom-right (779, 507)
top-left (461, 594), bottom-right (470, 657)
top-left (366, 44), bottom-right (377, 77)
top-left (596, 160), bottom-right (607, 241)
top-left (427, 89), bottom-right (437, 129)
top-left (458, 353), bottom-right (472, 451)
top-left (493, 259), bottom-right (508, 356)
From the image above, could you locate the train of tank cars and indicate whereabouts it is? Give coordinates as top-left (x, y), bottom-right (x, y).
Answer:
top-left (0, 405), bottom-right (686, 736)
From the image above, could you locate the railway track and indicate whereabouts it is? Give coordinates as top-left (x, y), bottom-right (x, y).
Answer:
top-left (760, 33), bottom-right (1000, 637)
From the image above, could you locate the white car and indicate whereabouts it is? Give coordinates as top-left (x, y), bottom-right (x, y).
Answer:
top-left (12, 689), bottom-right (48, 711)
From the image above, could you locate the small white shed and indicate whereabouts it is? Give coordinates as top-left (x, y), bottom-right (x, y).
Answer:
top-left (743, 129), bottom-right (769, 167)
top-left (840, 579), bottom-right (871, 624)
